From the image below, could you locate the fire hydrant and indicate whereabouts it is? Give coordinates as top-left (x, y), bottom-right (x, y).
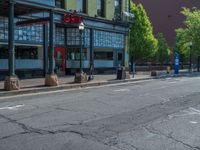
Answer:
top-left (167, 66), bottom-right (171, 74)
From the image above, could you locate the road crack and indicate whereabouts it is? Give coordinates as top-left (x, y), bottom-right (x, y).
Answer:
top-left (144, 126), bottom-right (197, 150)
top-left (0, 132), bottom-right (28, 141)
top-left (0, 114), bottom-right (54, 136)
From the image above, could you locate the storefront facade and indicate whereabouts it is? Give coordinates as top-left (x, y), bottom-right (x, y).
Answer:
top-left (54, 13), bottom-right (129, 75)
top-left (0, 0), bottom-right (132, 80)
top-left (0, 17), bottom-right (44, 79)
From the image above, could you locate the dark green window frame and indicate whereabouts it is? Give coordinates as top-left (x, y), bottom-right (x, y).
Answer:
top-left (55, 0), bottom-right (64, 8)
top-left (97, 0), bottom-right (105, 17)
top-left (114, 0), bottom-right (122, 20)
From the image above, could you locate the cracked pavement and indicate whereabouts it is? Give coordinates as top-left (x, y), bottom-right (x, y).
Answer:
top-left (0, 77), bottom-right (200, 149)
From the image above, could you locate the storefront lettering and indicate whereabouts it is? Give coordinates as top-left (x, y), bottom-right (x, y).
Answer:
top-left (64, 13), bottom-right (82, 24)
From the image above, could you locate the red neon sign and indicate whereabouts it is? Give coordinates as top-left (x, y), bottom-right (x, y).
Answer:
top-left (64, 13), bottom-right (82, 24)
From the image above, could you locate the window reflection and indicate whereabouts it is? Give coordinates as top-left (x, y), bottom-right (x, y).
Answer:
top-left (55, 0), bottom-right (64, 8)
top-left (0, 45), bottom-right (38, 59)
top-left (67, 48), bottom-right (87, 60)
top-left (77, 0), bottom-right (86, 13)
top-left (97, 0), bottom-right (105, 17)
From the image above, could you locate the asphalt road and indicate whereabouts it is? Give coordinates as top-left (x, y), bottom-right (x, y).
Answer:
top-left (0, 76), bottom-right (200, 150)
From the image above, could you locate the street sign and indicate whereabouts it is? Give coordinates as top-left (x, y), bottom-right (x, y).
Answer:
top-left (174, 52), bottom-right (180, 74)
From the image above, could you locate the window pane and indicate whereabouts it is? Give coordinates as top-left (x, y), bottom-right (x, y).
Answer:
top-left (15, 46), bottom-right (38, 59)
top-left (97, 0), bottom-right (104, 17)
top-left (118, 53), bottom-right (122, 61)
top-left (94, 52), bottom-right (113, 60)
top-left (55, 0), bottom-right (63, 8)
top-left (115, 0), bottom-right (121, 19)
top-left (55, 27), bottom-right (65, 45)
top-left (0, 45), bottom-right (8, 59)
top-left (77, 0), bottom-right (83, 12)
top-left (67, 48), bottom-right (87, 60)
top-left (94, 30), bottom-right (124, 49)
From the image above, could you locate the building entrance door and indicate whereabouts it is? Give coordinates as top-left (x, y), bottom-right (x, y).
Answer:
top-left (54, 47), bottom-right (66, 75)
top-left (114, 49), bottom-right (123, 67)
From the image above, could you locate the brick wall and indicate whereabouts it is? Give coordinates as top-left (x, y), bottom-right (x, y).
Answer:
top-left (134, 0), bottom-right (200, 47)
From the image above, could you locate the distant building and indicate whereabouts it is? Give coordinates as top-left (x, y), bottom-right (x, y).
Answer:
top-left (134, 0), bottom-right (200, 47)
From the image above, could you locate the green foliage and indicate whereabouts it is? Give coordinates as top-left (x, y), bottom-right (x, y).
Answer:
top-left (129, 1), bottom-right (158, 62)
top-left (175, 8), bottom-right (200, 61)
top-left (174, 28), bottom-right (190, 62)
top-left (155, 33), bottom-right (170, 64)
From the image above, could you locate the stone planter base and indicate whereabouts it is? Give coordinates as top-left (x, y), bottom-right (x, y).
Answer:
top-left (4, 76), bottom-right (20, 91)
top-left (125, 71), bottom-right (131, 79)
top-left (74, 72), bottom-right (87, 83)
top-left (45, 74), bottom-right (59, 86)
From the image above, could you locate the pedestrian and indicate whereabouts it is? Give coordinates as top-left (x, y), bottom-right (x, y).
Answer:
top-left (88, 64), bottom-right (94, 81)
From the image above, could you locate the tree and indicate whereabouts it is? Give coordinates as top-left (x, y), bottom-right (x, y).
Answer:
top-left (175, 8), bottom-right (200, 63)
top-left (155, 33), bottom-right (170, 68)
top-left (174, 28), bottom-right (190, 64)
top-left (129, 1), bottom-right (158, 63)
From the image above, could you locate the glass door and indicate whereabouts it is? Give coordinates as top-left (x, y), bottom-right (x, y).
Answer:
top-left (114, 49), bottom-right (124, 67)
top-left (54, 47), bottom-right (66, 73)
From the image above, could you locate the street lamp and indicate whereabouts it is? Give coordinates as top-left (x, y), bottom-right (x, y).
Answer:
top-left (79, 22), bottom-right (84, 73)
top-left (189, 41), bottom-right (192, 73)
top-left (74, 21), bottom-right (87, 83)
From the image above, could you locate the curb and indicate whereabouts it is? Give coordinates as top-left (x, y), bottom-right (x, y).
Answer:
top-left (0, 77), bottom-right (154, 98)
top-left (1, 72), bottom-right (199, 98)
top-left (155, 72), bottom-right (200, 79)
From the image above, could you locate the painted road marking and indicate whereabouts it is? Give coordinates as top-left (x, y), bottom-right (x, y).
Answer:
top-left (169, 107), bottom-right (200, 119)
top-left (114, 89), bottom-right (130, 92)
top-left (190, 121), bottom-right (198, 124)
top-left (0, 104), bottom-right (24, 110)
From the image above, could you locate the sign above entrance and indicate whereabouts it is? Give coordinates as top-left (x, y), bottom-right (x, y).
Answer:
top-left (64, 13), bottom-right (82, 24)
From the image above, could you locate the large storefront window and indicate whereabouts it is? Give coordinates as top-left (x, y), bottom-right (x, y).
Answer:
top-left (0, 17), bottom-right (43, 43)
top-left (0, 17), bottom-right (7, 40)
top-left (55, 27), bottom-right (65, 45)
top-left (94, 52), bottom-right (113, 60)
top-left (67, 48), bottom-right (87, 60)
top-left (66, 28), bottom-right (90, 47)
top-left (16, 25), bottom-right (43, 42)
top-left (97, 0), bottom-right (105, 17)
top-left (0, 45), bottom-right (38, 59)
top-left (67, 28), bottom-right (80, 46)
top-left (16, 46), bottom-right (38, 59)
top-left (94, 30), bottom-right (124, 49)
top-left (94, 49), bottom-right (113, 60)
top-left (0, 45), bottom-right (8, 59)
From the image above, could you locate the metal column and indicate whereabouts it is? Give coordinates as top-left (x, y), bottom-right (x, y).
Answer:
top-left (80, 30), bottom-right (83, 71)
top-left (89, 29), bottom-right (94, 68)
top-left (43, 24), bottom-right (48, 76)
top-left (8, 0), bottom-right (15, 76)
top-left (49, 10), bottom-right (55, 74)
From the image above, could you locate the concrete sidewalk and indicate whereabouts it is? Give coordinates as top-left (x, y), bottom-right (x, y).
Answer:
top-left (0, 73), bottom-right (152, 97)
top-left (0, 74), bottom-right (117, 89)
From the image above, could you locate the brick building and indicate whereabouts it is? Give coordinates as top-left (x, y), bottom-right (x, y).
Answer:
top-left (134, 0), bottom-right (200, 47)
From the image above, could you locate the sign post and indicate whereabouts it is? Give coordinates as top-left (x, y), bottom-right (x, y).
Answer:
top-left (174, 52), bottom-right (180, 75)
